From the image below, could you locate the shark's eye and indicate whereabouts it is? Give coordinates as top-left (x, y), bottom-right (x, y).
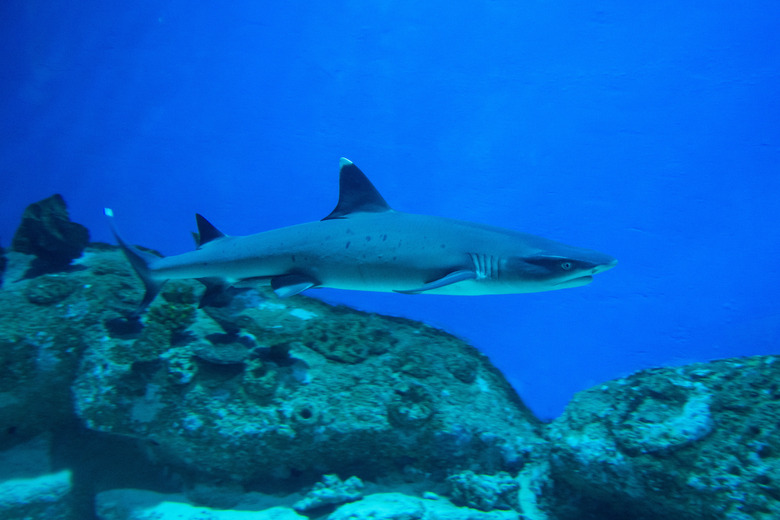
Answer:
top-left (561, 261), bottom-right (573, 271)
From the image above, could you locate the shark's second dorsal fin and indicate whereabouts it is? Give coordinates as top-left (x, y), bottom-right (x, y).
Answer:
top-left (322, 158), bottom-right (392, 220)
top-left (195, 214), bottom-right (226, 247)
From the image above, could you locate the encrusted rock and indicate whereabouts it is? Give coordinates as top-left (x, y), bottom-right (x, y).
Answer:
top-left (11, 194), bottom-right (89, 273)
top-left (67, 247), bottom-right (543, 483)
top-left (21, 242), bottom-right (539, 484)
top-left (447, 471), bottom-right (519, 511)
top-left (293, 474), bottom-right (364, 512)
top-left (0, 436), bottom-right (75, 520)
top-left (192, 337), bottom-right (252, 365)
top-left (0, 251), bottom-right (100, 447)
top-left (95, 489), bottom-right (305, 520)
top-left (24, 274), bottom-right (78, 305)
top-left (328, 492), bottom-right (519, 520)
top-left (0, 469), bottom-right (73, 519)
top-left (546, 356), bottom-right (780, 520)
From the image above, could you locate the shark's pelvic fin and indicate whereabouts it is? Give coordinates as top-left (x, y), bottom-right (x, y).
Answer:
top-left (271, 273), bottom-right (319, 298)
top-left (104, 208), bottom-right (166, 314)
top-left (394, 270), bottom-right (477, 295)
top-left (322, 158), bottom-right (392, 220)
top-left (195, 214), bottom-right (226, 247)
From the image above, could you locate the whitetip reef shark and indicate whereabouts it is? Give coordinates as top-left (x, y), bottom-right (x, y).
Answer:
top-left (106, 158), bottom-right (616, 311)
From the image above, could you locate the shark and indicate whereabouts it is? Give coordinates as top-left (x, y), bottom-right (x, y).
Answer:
top-left (106, 158), bottom-right (616, 311)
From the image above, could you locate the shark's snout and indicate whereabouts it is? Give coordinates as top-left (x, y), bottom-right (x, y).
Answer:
top-left (595, 257), bottom-right (618, 274)
top-left (553, 256), bottom-right (616, 289)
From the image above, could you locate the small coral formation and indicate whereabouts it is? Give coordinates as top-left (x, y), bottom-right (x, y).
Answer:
top-left (546, 356), bottom-right (780, 520)
top-left (11, 194), bottom-right (89, 275)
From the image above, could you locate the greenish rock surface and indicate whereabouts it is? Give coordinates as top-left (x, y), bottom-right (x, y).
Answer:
top-left (546, 356), bottom-right (780, 520)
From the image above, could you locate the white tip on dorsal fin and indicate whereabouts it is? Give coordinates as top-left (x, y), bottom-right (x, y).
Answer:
top-left (322, 158), bottom-right (392, 220)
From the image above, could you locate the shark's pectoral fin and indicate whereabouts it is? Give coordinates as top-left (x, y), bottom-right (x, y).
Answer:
top-left (271, 274), bottom-right (319, 298)
top-left (394, 270), bottom-right (476, 295)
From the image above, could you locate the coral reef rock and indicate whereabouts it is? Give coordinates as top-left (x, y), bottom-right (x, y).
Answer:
top-left (96, 489), bottom-right (305, 520)
top-left (0, 234), bottom-right (542, 484)
top-left (0, 253), bottom-right (95, 448)
top-left (293, 474), bottom-right (364, 512)
top-left (0, 435), bottom-right (75, 520)
top-left (11, 194), bottom-right (89, 274)
top-left (69, 253), bottom-right (543, 481)
top-left (328, 492), bottom-right (519, 520)
top-left (546, 356), bottom-right (780, 520)
top-left (447, 470), bottom-right (519, 511)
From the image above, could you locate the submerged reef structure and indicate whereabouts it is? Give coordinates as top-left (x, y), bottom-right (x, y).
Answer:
top-left (546, 356), bottom-right (780, 520)
top-left (1, 195), bottom-right (779, 520)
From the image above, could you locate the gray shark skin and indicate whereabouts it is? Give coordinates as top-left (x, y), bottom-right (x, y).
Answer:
top-left (106, 158), bottom-right (616, 310)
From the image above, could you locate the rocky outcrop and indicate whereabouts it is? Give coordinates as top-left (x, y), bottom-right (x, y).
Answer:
top-left (94, 489), bottom-right (521, 520)
top-left (546, 356), bottom-right (780, 520)
top-left (293, 475), bottom-right (364, 512)
top-left (0, 238), bottom-right (543, 484)
top-left (11, 195), bottom-right (89, 276)
top-left (69, 247), bottom-right (543, 481)
top-left (0, 251), bottom-right (96, 448)
top-left (328, 492), bottom-right (519, 520)
top-left (96, 489), bottom-right (306, 520)
top-left (0, 436), bottom-right (75, 520)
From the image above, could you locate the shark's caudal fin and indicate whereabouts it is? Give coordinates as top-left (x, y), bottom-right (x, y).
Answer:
top-left (104, 208), bottom-right (166, 314)
top-left (322, 158), bottom-right (392, 220)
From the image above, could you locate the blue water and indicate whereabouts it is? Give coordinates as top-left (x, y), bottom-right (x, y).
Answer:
top-left (2, 0), bottom-right (779, 419)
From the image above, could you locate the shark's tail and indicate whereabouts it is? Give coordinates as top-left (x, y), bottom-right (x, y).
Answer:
top-left (104, 208), bottom-right (166, 313)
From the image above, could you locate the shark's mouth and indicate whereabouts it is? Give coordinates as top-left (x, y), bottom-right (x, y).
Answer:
top-left (555, 275), bottom-right (594, 288)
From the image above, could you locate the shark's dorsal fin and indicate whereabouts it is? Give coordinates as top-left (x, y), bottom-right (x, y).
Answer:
top-left (322, 158), bottom-right (392, 220)
top-left (195, 214), bottom-right (226, 247)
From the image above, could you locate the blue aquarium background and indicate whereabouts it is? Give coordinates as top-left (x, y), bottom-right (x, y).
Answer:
top-left (1, 0), bottom-right (779, 420)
